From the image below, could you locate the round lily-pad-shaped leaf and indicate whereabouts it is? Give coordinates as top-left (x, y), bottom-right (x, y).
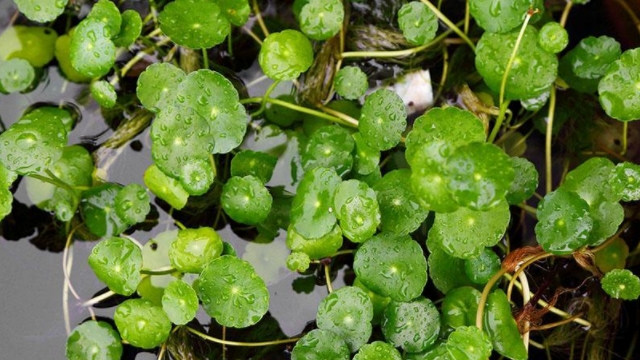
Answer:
top-left (359, 89), bottom-right (407, 151)
top-left (598, 48), bottom-right (640, 121)
top-left (335, 66), bottom-right (368, 100)
top-left (0, 58), bottom-right (35, 94)
top-left (136, 62), bottom-right (186, 113)
top-left (560, 36), bottom-right (621, 93)
top-left (339, 195), bottom-right (380, 243)
top-left (138, 230), bottom-right (179, 305)
top-left (398, 2), bottom-right (438, 45)
top-left (87, 0), bottom-right (122, 38)
top-left (0, 25), bottom-right (58, 67)
top-left (535, 188), bottom-right (593, 255)
top-left (354, 233), bottom-right (427, 302)
top-left (169, 227), bottom-right (223, 273)
top-left (259, 29), bottom-right (313, 81)
top-left (115, 183), bottom-right (150, 225)
top-left (601, 269), bottom-right (640, 300)
top-left (221, 175), bottom-right (272, 225)
top-left (112, 10), bottom-right (143, 48)
top-left (484, 289), bottom-right (528, 360)
top-left (476, 26), bottom-right (558, 100)
top-left (353, 341), bottom-right (402, 360)
top-left (291, 167), bottom-right (341, 239)
top-left (265, 94), bottom-right (302, 127)
top-left (441, 286), bottom-right (482, 332)
top-left (464, 247), bottom-right (501, 285)
top-left (428, 247), bottom-right (476, 294)
top-left (143, 164), bottom-right (189, 210)
top-left (177, 69), bottom-right (247, 153)
top-left (428, 201), bottom-right (510, 259)
top-left (66, 321), bottom-right (122, 360)
top-left (352, 132), bottom-right (379, 175)
top-left (506, 157), bottom-right (538, 204)
top-left (159, 0), bottom-right (230, 49)
top-left (302, 125), bottom-right (354, 177)
top-left (55, 33), bottom-right (93, 83)
top-left (161, 279), bottom-right (199, 325)
top-left (538, 21), bottom-right (568, 54)
top-left (447, 326), bottom-right (493, 360)
top-left (217, 0), bottom-right (251, 26)
top-left (373, 169), bottom-right (429, 234)
top-left (316, 286), bottom-right (373, 352)
top-left (353, 277), bottom-right (391, 325)
top-left (114, 298), bottom-right (172, 349)
top-left (610, 161), bottom-right (640, 201)
top-left (81, 184), bottom-right (129, 237)
top-left (587, 200), bottom-right (624, 246)
top-left (382, 297), bottom-right (440, 353)
top-left (469, 0), bottom-right (531, 34)
top-left (88, 237), bottom-right (142, 296)
top-left (285, 224), bottom-right (343, 259)
top-left (410, 146), bottom-right (459, 213)
top-left (14, 0), bottom-right (68, 23)
top-left (196, 255), bottom-right (269, 328)
top-left (178, 158), bottom-right (215, 196)
top-left (90, 80), bottom-right (117, 108)
top-left (230, 150), bottom-right (277, 184)
top-left (70, 18), bottom-right (116, 78)
top-left (299, 0), bottom-right (344, 40)
top-left (291, 329), bottom-right (350, 360)
top-left (445, 142), bottom-right (514, 211)
top-left (564, 158), bottom-right (617, 205)
top-left (595, 238), bottom-right (629, 274)
top-left (0, 108), bottom-right (68, 175)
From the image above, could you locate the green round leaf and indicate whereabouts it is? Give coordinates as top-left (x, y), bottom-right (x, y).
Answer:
top-left (598, 48), bottom-right (640, 121)
top-left (339, 195), bottom-right (380, 243)
top-left (0, 58), bottom-right (35, 93)
top-left (87, 0), bottom-right (122, 38)
top-left (177, 69), bottom-right (247, 153)
top-left (259, 29), bottom-right (314, 81)
top-left (302, 125), bottom-right (354, 177)
top-left (382, 297), bottom-right (440, 353)
top-left (196, 255), bottom-right (270, 328)
top-left (221, 175), bottom-right (272, 225)
top-left (114, 298), bottom-right (172, 349)
top-left (469, 0), bottom-right (531, 33)
top-left (441, 286), bottom-right (482, 332)
top-left (136, 62), bottom-right (186, 113)
top-left (535, 189), bottom-right (593, 255)
top-left (335, 66), bottom-right (368, 100)
top-left (506, 157), bottom-right (539, 204)
top-left (484, 289), bottom-right (527, 360)
top-left (162, 279), bottom-right (199, 325)
top-left (359, 89), bottom-right (407, 151)
top-left (464, 248), bottom-right (501, 285)
top-left (55, 33), bottom-right (93, 83)
top-left (445, 142), bottom-right (514, 211)
top-left (447, 326), bottom-right (493, 360)
top-left (353, 341), bottom-right (402, 360)
top-left (169, 227), bottom-right (223, 273)
top-left (139, 230), bottom-right (179, 305)
top-left (353, 277), bottom-right (391, 325)
top-left (231, 150), bottom-right (277, 183)
top-left (178, 158), bottom-right (215, 196)
top-left (428, 247), bottom-right (477, 294)
top-left (476, 26), bottom-right (558, 100)
top-left (88, 237), bottom-right (142, 296)
top-left (159, 0), bottom-right (230, 49)
top-left (374, 169), bottom-right (429, 234)
top-left (354, 233), bottom-right (428, 302)
top-left (143, 164), bottom-right (189, 210)
top-left (115, 183), bottom-right (150, 225)
top-left (563, 157), bottom-right (618, 205)
top-left (538, 21), bottom-right (568, 53)
top-left (81, 184), bottom-right (129, 237)
top-left (352, 132), bottom-right (380, 175)
top-left (561, 36), bottom-right (621, 93)
top-left (286, 251), bottom-right (311, 272)
top-left (14, 0), bottom-right (68, 23)
top-left (610, 161), bottom-right (640, 201)
top-left (291, 167), bottom-right (341, 239)
top-left (595, 238), bottom-right (629, 274)
top-left (587, 200), bottom-right (624, 247)
top-left (286, 224), bottom-right (343, 259)
top-left (265, 94), bottom-right (302, 127)
top-left (398, 2), bottom-right (438, 45)
top-left (113, 10), bottom-right (143, 47)
top-left (90, 80), bottom-right (117, 108)
top-left (70, 18), bottom-right (116, 78)
top-left (66, 321), bottom-right (122, 360)
top-left (0, 25), bottom-right (58, 67)
top-left (217, 0), bottom-right (251, 26)
top-left (428, 201), bottom-right (510, 259)
top-left (291, 329), bottom-right (350, 360)
top-left (316, 286), bottom-right (373, 352)
top-left (299, 0), bottom-right (344, 40)
top-left (0, 187), bottom-right (12, 221)
top-left (601, 269), bottom-right (640, 300)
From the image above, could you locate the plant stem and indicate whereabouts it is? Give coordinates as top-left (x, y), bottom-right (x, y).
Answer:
top-left (202, 48), bottom-right (209, 69)
top-left (433, 46), bottom-right (450, 103)
top-left (252, 0), bottom-right (269, 38)
top-left (340, 27), bottom-right (455, 59)
top-left (531, 312), bottom-right (586, 331)
top-left (622, 121), bottom-right (628, 156)
top-left (140, 266), bottom-right (177, 275)
top-left (240, 97), bottom-right (356, 128)
top-left (419, 0), bottom-right (476, 52)
top-left (476, 267), bottom-right (509, 330)
top-left (488, 101), bottom-right (510, 143)
top-left (316, 103), bottom-right (359, 127)
top-left (251, 80), bottom-right (280, 117)
top-left (545, 86), bottom-right (557, 193)
top-left (82, 290), bottom-right (116, 307)
top-left (186, 326), bottom-right (299, 346)
top-left (324, 263), bottom-right (333, 293)
top-left (559, 1), bottom-right (573, 28)
top-left (464, 0), bottom-right (470, 34)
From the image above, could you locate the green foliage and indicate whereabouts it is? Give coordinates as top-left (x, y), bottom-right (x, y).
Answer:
top-left (88, 237), bottom-right (142, 296)
top-left (353, 341), bottom-right (402, 360)
top-left (316, 286), bottom-right (373, 352)
top-left (0, 58), bottom-right (35, 93)
top-left (70, 19), bottom-right (116, 77)
top-left (159, 0), bottom-right (230, 49)
top-left (81, 184), bottom-right (129, 237)
top-left (290, 167), bottom-right (341, 239)
top-left (115, 183), bottom-right (150, 225)
top-left (538, 22), bottom-right (568, 54)
top-left (334, 66), bottom-right (368, 100)
top-left (221, 175), bottom-right (273, 225)
top-left (359, 89), bottom-right (407, 151)
top-left (14, 0), bottom-right (68, 23)
top-left (535, 189), bottom-right (593, 254)
top-left (137, 63), bottom-right (186, 113)
top-left (0, 25), bottom-right (58, 67)
top-left (469, 0), bottom-right (531, 34)
top-left (298, 0), bottom-right (344, 41)
top-left (484, 289), bottom-right (528, 360)
top-left (601, 269), bottom-right (640, 300)
top-left (302, 125), bottom-right (354, 177)
top-left (112, 10), bottom-right (142, 48)
top-left (506, 157), bottom-right (538, 204)
top-left (464, 248), bottom-right (501, 285)
top-left (217, 0), bottom-right (251, 26)
top-left (374, 169), bottom-right (429, 234)
top-left (230, 150), bottom-right (277, 183)
top-left (66, 321), bottom-right (122, 360)
top-left (560, 36), bottom-right (621, 93)
top-left (259, 30), bottom-right (314, 81)
top-left (114, 298), bottom-right (172, 349)
top-left (162, 279), bottom-right (199, 325)
top-left (610, 161), bottom-right (640, 201)
top-left (381, 297), bottom-right (440, 352)
top-left (291, 329), bottom-right (350, 360)
top-left (447, 326), bottom-right (493, 360)
top-left (143, 164), bottom-right (189, 210)
top-left (441, 286), bottom-right (481, 333)
top-left (598, 48), bottom-right (640, 121)
top-left (90, 80), bottom-right (117, 108)
top-left (286, 224), bottom-right (343, 259)
top-left (169, 227), bottom-right (223, 273)
top-left (87, 0), bottom-right (122, 37)
top-left (398, 2), bottom-right (438, 45)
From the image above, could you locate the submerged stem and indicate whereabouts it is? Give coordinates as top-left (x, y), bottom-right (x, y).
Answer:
top-left (186, 326), bottom-right (299, 346)
top-left (420, 0), bottom-right (476, 51)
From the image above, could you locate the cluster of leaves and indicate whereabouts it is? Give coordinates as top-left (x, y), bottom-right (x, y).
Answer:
top-left (2, 0), bottom-right (640, 359)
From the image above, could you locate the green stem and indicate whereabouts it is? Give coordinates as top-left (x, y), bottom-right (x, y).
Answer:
top-left (28, 172), bottom-right (81, 201)
top-left (186, 326), bottom-right (299, 346)
top-left (476, 267), bottom-right (509, 330)
top-left (499, 11), bottom-right (534, 106)
top-left (559, 1), bottom-right (573, 28)
top-left (82, 290), bottom-right (116, 307)
top-left (240, 97), bottom-right (356, 128)
top-left (545, 86), bottom-right (557, 194)
top-left (202, 48), bottom-right (209, 69)
top-left (251, 80), bottom-right (280, 117)
top-left (252, 0), bottom-right (269, 37)
top-left (340, 28), bottom-right (454, 59)
top-left (419, 0), bottom-right (476, 52)
top-left (622, 121), bottom-right (628, 156)
top-left (324, 263), bottom-right (333, 293)
top-left (140, 266), bottom-right (177, 275)
top-left (464, 0), bottom-right (470, 34)
top-left (488, 101), bottom-right (510, 143)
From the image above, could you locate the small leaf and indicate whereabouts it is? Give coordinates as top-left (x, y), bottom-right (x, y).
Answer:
top-left (398, 2), bottom-right (438, 45)
top-left (0, 58), bottom-right (35, 93)
top-left (88, 237), bottom-right (142, 296)
top-left (54, 32), bottom-right (93, 83)
top-left (169, 227), bottom-right (223, 273)
top-left (598, 48), bottom-right (640, 121)
top-left (178, 158), bottom-right (215, 196)
top-left (428, 247), bottom-right (477, 294)
top-left (230, 150), bottom-right (277, 183)
top-left (595, 238), bottom-right (628, 273)
top-left (136, 62), bottom-right (186, 113)
top-left (114, 298), bottom-right (172, 349)
top-left (143, 164), bottom-right (189, 210)
top-left (159, 0), bottom-right (230, 49)
top-left (162, 279), bottom-right (199, 325)
top-left (447, 326), bottom-right (493, 360)
top-left (112, 9), bottom-right (143, 47)
top-left (196, 255), bottom-right (270, 328)
top-left (335, 66), bottom-right (368, 100)
top-left (14, 0), bottom-right (68, 23)
top-left (217, 0), bottom-right (251, 26)
top-left (299, 0), bottom-right (344, 40)
top-left (290, 167), bottom-right (341, 239)
top-left (352, 132), bottom-right (380, 175)
top-left (374, 169), bottom-right (429, 234)
top-left (484, 289), bottom-right (528, 360)
top-left (87, 0), bottom-right (122, 38)
top-left (70, 18), bottom-right (116, 77)
top-left (441, 286), bottom-right (482, 333)
top-left (302, 125), bottom-right (354, 177)
top-left (0, 25), bottom-right (58, 67)
top-left (221, 175), bottom-right (272, 225)
top-left (537, 21), bottom-right (568, 53)
top-left (259, 30), bottom-right (314, 81)
top-left (464, 247), bottom-right (502, 285)
top-left (601, 269), bottom-right (640, 300)
top-left (353, 341), bottom-right (402, 360)
top-left (66, 321), bottom-right (122, 360)
top-left (291, 329), bottom-right (350, 360)
top-left (506, 157), bottom-right (538, 204)
top-left (285, 224), bottom-right (343, 260)
top-left (359, 89), bottom-right (407, 151)
top-left (90, 80), bottom-right (117, 108)
top-left (316, 286), bottom-right (373, 352)
top-left (382, 297), bottom-right (440, 353)
top-left (610, 161), bottom-right (640, 201)
top-left (469, 0), bottom-right (531, 34)
top-left (81, 184), bottom-right (129, 237)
